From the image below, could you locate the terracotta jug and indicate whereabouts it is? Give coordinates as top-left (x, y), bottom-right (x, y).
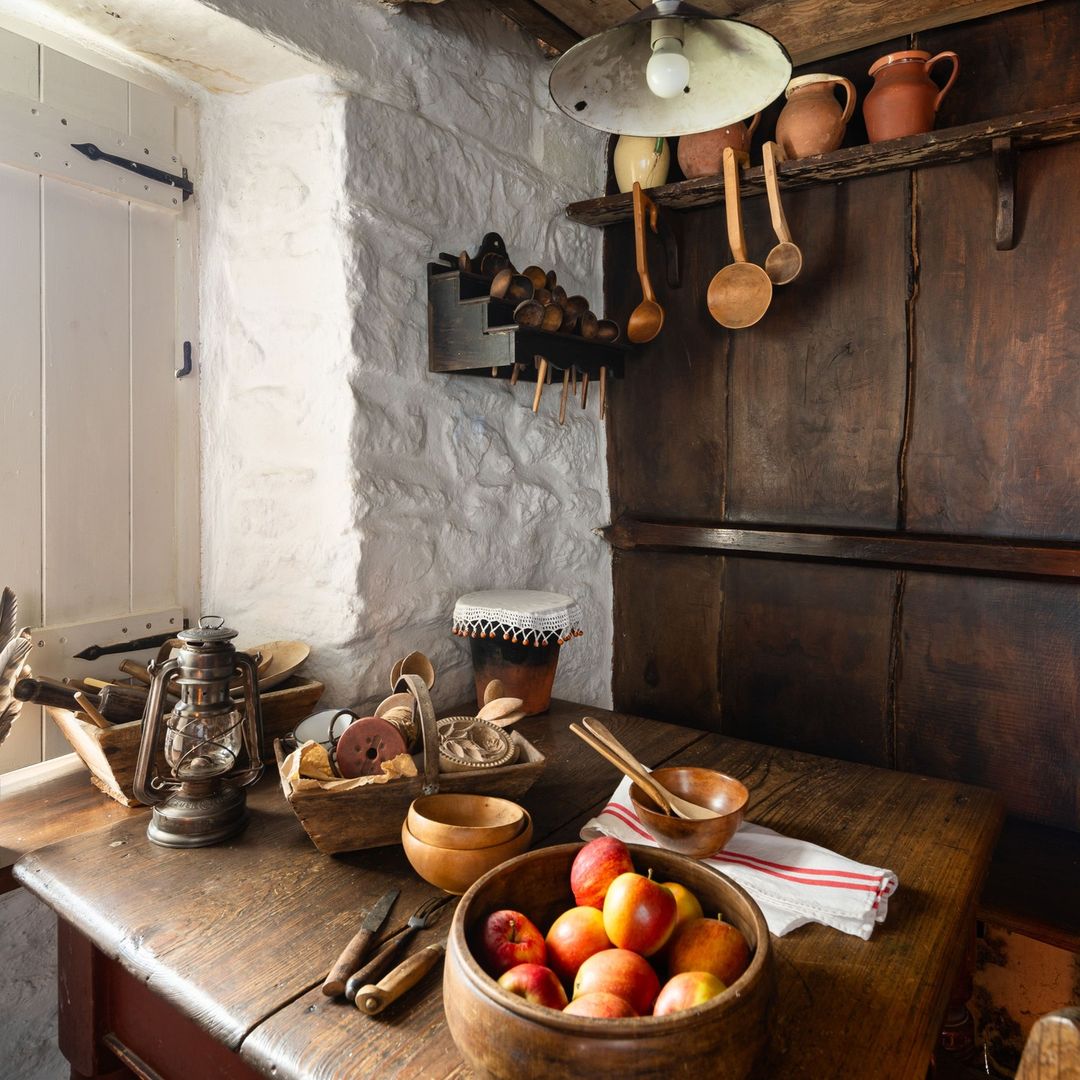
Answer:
top-left (676, 113), bottom-right (761, 179)
top-left (775, 74), bottom-right (856, 159)
top-left (863, 49), bottom-right (959, 143)
top-left (613, 135), bottom-right (670, 193)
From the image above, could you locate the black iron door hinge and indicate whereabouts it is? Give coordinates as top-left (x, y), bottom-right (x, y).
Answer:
top-left (71, 142), bottom-right (194, 201)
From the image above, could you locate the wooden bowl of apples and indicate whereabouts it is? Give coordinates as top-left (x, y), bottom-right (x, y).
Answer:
top-left (443, 838), bottom-right (773, 1080)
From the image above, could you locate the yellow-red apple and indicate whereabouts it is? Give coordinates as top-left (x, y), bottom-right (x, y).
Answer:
top-left (652, 971), bottom-right (726, 1016)
top-left (497, 963), bottom-right (569, 1010)
top-left (573, 948), bottom-right (661, 1016)
top-left (479, 909), bottom-right (547, 977)
top-left (564, 991), bottom-right (638, 1018)
top-left (546, 906), bottom-right (611, 983)
top-left (667, 916), bottom-right (751, 986)
top-left (602, 872), bottom-right (678, 957)
top-left (571, 837), bottom-right (635, 909)
top-left (661, 881), bottom-right (703, 930)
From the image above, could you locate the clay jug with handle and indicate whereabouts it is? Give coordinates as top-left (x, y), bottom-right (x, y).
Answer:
top-left (776, 74), bottom-right (856, 159)
top-left (863, 49), bottom-right (959, 143)
top-left (677, 113), bottom-right (761, 179)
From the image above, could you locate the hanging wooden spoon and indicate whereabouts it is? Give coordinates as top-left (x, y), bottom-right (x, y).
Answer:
top-left (707, 147), bottom-right (773, 329)
top-left (763, 141), bottom-right (803, 285)
top-left (627, 182), bottom-right (665, 344)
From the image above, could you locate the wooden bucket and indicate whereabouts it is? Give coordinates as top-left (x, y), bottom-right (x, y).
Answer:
top-left (277, 674), bottom-right (545, 854)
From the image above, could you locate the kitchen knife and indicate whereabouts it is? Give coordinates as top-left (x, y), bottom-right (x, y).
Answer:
top-left (321, 888), bottom-right (400, 997)
top-left (353, 943), bottom-right (445, 1016)
top-left (74, 630), bottom-right (180, 662)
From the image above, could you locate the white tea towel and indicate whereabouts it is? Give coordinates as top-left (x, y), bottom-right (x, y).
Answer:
top-left (582, 778), bottom-right (898, 939)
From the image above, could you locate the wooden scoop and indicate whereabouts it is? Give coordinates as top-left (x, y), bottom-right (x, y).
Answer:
top-left (763, 141), bottom-right (803, 285)
top-left (570, 722), bottom-right (674, 814)
top-left (627, 182), bottom-right (665, 344)
top-left (707, 147), bottom-right (773, 329)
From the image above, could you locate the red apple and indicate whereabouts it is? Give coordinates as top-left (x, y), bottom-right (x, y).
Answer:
top-left (497, 963), bottom-right (568, 1010)
top-left (545, 906), bottom-right (612, 983)
top-left (667, 916), bottom-right (751, 987)
top-left (573, 948), bottom-right (661, 1016)
top-left (479, 909), bottom-right (547, 977)
top-left (653, 971), bottom-right (726, 1016)
top-left (602, 872), bottom-right (678, 957)
top-left (661, 881), bottom-right (703, 930)
top-left (570, 837), bottom-right (634, 909)
top-left (564, 991), bottom-right (638, 1018)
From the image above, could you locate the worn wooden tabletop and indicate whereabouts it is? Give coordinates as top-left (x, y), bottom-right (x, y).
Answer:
top-left (15, 700), bottom-right (1004, 1079)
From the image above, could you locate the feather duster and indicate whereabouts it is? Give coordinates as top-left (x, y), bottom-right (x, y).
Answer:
top-left (0, 588), bottom-right (34, 748)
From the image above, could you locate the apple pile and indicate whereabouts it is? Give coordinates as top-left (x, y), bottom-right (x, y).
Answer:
top-left (476, 837), bottom-right (751, 1019)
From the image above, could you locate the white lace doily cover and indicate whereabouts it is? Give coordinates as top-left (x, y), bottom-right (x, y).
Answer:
top-left (452, 589), bottom-right (583, 646)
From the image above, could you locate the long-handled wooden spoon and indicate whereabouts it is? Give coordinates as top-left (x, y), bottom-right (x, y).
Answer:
top-left (763, 141), bottom-right (803, 285)
top-left (707, 147), bottom-right (773, 329)
top-left (580, 716), bottom-right (720, 821)
top-left (627, 182), bottom-right (665, 344)
top-left (570, 722), bottom-right (675, 814)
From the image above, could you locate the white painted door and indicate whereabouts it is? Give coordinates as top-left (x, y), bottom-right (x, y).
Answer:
top-left (0, 28), bottom-right (199, 772)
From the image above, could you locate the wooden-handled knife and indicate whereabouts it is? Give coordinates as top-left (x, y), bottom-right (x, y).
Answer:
top-left (321, 888), bottom-right (399, 997)
top-left (353, 943), bottom-right (445, 1016)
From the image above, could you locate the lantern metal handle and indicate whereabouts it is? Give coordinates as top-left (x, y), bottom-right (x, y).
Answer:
top-left (230, 650), bottom-right (265, 788)
top-left (133, 656), bottom-right (181, 806)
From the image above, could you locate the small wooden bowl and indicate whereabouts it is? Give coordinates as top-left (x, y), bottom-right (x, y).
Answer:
top-left (407, 794), bottom-right (527, 851)
top-left (444, 843), bottom-right (772, 1079)
top-left (401, 811), bottom-right (533, 894)
top-left (629, 767), bottom-right (749, 858)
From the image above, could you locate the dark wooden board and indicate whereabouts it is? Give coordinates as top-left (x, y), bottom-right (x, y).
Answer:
top-left (905, 142), bottom-right (1080, 539)
top-left (241, 721), bottom-right (1004, 1080)
top-left (916, 0), bottom-right (1080, 128)
top-left (895, 573), bottom-right (1080, 830)
top-left (726, 172), bottom-right (908, 528)
top-left (719, 559), bottom-right (896, 766)
top-left (610, 550), bottom-right (724, 726)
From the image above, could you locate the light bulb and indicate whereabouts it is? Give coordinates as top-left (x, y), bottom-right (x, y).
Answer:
top-left (646, 36), bottom-right (690, 99)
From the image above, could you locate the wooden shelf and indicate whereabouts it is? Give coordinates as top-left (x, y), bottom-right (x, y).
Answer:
top-left (427, 263), bottom-right (627, 379)
top-left (567, 102), bottom-right (1080, 227)
top-left (602, 517), bottom-right (1080, 581)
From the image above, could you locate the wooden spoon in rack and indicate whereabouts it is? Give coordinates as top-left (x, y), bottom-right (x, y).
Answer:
top-left (532, 357), bottom-right (549, 413)
top-left (580, 716), bottom-right (721, 821)
top-left (627, 182), bottom-right (665, 344)
top-left (762, 141), bottom-right (803, 286)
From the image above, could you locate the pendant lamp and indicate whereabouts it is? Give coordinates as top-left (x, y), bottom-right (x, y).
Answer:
top-left (549, 0), bottom-right (791, 137)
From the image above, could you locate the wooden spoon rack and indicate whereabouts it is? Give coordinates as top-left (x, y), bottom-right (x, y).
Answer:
top-left (427, 263), bottom-right (626, 383)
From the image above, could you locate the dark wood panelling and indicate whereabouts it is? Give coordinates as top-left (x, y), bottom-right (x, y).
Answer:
top-left (611, 550), bottom-right (723, 726)
top-left (605, 208), bottom-right (729, 521)
top-left (906, 141), bottom-right (1080, 539)
top-left (727, 173), bottom-right (909, 528)
top-left (896, 573), bottom-right (1080, 829)
top-left (720, 559), bottom-right (895, 765)
top-left (917, 0), bottom-right (1080, 128)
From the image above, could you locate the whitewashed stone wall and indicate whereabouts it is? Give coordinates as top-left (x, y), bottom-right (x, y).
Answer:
top-left (200, 0), bottom-right (612, 708)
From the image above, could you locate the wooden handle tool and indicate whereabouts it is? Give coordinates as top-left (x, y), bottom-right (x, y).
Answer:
top-left (118, 659), bottom-right (153, 686)
top-left (321, 887), bottom-right (399, 997)
top-left (354, 944), bottom-right (445, 1015)
top-left (569, 721), bottom-right (674, 814)
top-left (559, 367), bottom-right (570, 425)
top-left (344, 925), bottom-right (412, 1002)
top-left (14, 677), bottom-right (80, 709)
top-left (532, 357), bottom-right (549, 412)
top-left (74, 691), bottom-right (111, 730)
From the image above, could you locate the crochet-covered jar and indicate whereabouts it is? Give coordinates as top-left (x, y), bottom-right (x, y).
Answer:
top-left (452, 590), bottom-right (583, 716)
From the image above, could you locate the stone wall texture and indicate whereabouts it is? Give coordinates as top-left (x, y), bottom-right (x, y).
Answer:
top-left (200, 0), bottom-right (612, 709)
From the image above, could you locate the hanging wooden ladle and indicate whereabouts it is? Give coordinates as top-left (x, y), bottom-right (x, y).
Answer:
top-left (707, 146), bottom-right (773, 329)
top-left (627, 182), bottom-right (665, 344)
top-left (762, 141), bottom-right (803, 285)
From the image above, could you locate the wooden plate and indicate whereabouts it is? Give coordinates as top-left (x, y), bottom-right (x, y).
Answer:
top-left (238, 640), bottom-right (310, 690)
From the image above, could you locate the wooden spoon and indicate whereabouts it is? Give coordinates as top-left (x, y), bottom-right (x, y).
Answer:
top-left (580, 716), bottom-right (720, 821)
top-left (707, 147), bottom-right (773, 329)
top-left (763, 141), bottom-right (803, 285)
top-left (570, 722), bottom-right (675, 815)
top-left (628, 182), bottom-right (665, 344)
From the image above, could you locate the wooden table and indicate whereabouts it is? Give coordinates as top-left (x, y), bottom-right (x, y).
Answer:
top-left (14, 700), bottom-right (1004, 1080)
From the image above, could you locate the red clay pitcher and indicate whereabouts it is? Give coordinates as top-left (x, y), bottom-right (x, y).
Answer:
top-left (863, 49), bottom-right (959, 143)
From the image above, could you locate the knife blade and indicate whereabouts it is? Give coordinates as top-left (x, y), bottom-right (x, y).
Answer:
top-left (321, 888), bottom-right (399, 997)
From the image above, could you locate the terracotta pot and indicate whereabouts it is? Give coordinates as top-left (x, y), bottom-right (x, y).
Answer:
top-left (469, 636), bottom-right (561, 716)
top-left (775, 74), bottom-right (855, 159)
top-left (613, 135), bottom-right (670, 192)
top-left (677, 113), bottom-right (761, 179)
top-left (863, 49), bottom-right (959, 143)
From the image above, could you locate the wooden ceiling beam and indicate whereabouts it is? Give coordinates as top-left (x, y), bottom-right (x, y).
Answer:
top-left (498, 0), bottom-right (1047, 63)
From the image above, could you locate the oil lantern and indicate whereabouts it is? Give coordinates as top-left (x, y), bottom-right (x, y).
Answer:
top-left (133, 616), bottom-right (264, 848)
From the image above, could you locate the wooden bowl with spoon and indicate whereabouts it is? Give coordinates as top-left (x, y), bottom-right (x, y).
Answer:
top-left (630, 767), bottom-right (748, 858)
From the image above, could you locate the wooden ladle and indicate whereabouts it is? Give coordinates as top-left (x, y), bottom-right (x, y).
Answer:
top-left (627, 182), bottom-right (665, 344)
top-left (763, 141), bottom-right (803, 285)
top-left (707, 147), bottom-right (773, 329)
